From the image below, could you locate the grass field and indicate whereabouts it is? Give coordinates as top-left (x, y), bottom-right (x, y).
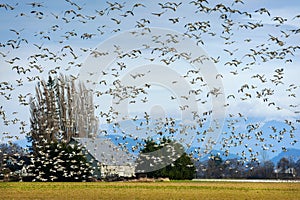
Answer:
top-left (1, 181), bottom-right (300, 200)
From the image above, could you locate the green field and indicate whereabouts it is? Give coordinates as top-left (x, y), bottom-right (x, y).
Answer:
top-left (1, 181), bottom-right (299, 200)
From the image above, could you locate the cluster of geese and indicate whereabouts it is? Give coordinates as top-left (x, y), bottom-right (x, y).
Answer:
top-left (0, 0), bottom-right (300, 174)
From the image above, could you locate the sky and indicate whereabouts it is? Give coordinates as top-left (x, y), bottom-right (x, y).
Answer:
top-left (0, 0), bottom-right (300, 161)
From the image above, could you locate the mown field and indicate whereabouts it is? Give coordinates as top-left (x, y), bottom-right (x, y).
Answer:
top-left (1, 181), bottom-right (299, 200)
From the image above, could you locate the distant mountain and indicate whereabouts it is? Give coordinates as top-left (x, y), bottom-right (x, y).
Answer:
top-left (187, 148), bottom-right (241, 162)
top-left (271, 148), bottom-right (300, 164)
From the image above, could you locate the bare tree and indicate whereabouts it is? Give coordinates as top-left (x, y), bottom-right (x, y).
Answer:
top-left (277, 157), bottom-right (290, 171)
top-left (28, 75), bottom-right (98, 152)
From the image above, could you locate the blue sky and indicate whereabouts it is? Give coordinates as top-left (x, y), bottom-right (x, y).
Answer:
top-left (0, 0), bottom-right (300, 160)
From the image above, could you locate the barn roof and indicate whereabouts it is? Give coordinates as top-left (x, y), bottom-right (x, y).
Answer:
top-left (71, 137), bottom-right (136, 166)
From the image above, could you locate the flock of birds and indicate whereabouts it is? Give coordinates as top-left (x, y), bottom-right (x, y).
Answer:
top-left (1, 0), bottom-right (300, 177)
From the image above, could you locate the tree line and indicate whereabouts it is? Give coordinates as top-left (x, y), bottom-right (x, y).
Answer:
top-left (1, 141), bottom-right (300, 181)
top-left (195, 154), bottom-right (300, 179)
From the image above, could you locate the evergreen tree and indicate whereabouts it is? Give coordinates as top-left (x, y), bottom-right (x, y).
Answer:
top-left (26, 142), bottom-right (93, 182)
top-left (136, 138), bottom-right (195, 180)
top-left (26, 75), bottom-right (98, 182)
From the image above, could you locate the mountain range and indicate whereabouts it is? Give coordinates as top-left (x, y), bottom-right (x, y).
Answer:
top-left (271, 148), bottom-right (300, 164)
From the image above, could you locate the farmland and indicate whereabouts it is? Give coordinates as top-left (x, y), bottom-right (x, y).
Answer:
top-left (1, 181), bottom-right (299, 200)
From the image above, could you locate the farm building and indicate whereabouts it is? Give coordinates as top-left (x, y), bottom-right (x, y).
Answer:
top-left (274, 167), bottom-right (297, 179)
top-left (70, 137), bottom-right (136, 180)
